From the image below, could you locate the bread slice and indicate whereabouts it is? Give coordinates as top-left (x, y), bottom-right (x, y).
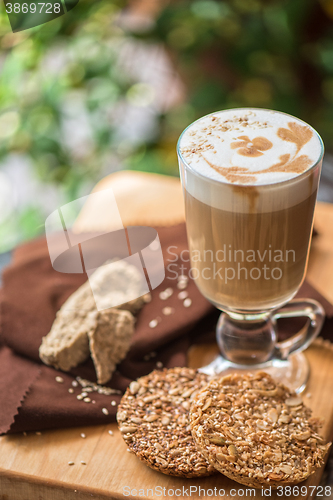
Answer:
top-left (39, 283), bottom-right (95, 371)
top-left (88, 309), bottom-right (134, 384)
top-left (39, 260), bottom-right (148, 376)
top-left (86, 259), bottom-right (150, 313)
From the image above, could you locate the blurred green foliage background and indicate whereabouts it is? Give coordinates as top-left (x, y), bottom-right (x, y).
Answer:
top-left (0, 0), bottom-right (333, 251)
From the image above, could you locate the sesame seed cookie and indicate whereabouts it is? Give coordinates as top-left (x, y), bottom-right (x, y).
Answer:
top-left (190, 372), bottom-right (330, 488)
top-left (117, 367), bottom-right (216, 477)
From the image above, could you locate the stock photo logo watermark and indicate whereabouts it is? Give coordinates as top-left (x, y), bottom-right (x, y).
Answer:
top-left (45, 188), bottom-right (165, 311)
top-left (166, 245), bottom-right (296, 283)
top-left (4, 0), bottom-right (80, 32)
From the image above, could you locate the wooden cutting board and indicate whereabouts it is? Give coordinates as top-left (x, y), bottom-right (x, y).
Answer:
top-left (1, 171), bottom-right (333, 500)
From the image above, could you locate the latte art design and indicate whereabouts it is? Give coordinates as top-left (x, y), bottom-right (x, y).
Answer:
top-left (222, 122), bottom-right (313, 183)
top-left (230, 136), bottom-right (273, 158)
top-left (179, 109), bottom-right (321, 186)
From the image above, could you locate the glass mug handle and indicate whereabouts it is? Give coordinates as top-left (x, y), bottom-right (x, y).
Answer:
top-left (272, 299), bottom-right (325, 360)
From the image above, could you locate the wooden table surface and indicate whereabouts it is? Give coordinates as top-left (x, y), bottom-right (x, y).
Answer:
top-left (1, 171), bottom-right (333, 500)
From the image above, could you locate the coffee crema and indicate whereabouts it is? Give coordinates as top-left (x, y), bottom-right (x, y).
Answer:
top-left (179, 108), bottom-right (322, 186)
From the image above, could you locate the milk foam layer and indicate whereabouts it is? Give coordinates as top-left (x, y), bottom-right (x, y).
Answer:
top-left (179, 109), bottom-right (322, 186)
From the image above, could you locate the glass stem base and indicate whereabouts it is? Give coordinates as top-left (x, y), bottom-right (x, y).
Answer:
top-left (197, 301), bottom-right (324, 393)
top-left (216, 311), bottom-right (277, 365)
top-left (196, 303), bottom-right (325, 393)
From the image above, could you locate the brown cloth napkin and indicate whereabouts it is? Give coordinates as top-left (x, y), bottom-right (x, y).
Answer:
top-left (0, 223), bottom-right (333, 435)
top-left (0, 224), bottom-right (214, 434)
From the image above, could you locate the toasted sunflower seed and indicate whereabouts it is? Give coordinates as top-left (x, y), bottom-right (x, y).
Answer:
top-left (279, 465), bottom-right (292, 474)
top-left (228, 445), bottom-right (238, 458)
top-left (161, 416), bottom-right (170, 426)
top-left (117, 411), bottom-right (127, 421)
top-left (209, 436), bottom-right (226, 446)
top-left (145, 414), bottom-right (159, 422)
top-left (292, 430), bottom-right (311, 440)
top-left (285, 396), bottom-right (303, 407)
top-left (129, 381), bottom-right (140, 395)
top-left (120, 425), bottom-right (138, 434)
top-left (267, 408), bottom-right (278, 424)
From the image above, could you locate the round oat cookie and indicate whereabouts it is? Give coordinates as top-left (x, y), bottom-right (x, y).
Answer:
top-left (190, 372), bottom-right (331, 489)
top-left (117, 367), bottom-right (216, 477)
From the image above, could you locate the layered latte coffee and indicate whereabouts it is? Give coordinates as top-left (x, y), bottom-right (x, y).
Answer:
top-left (178, 109), bottom-right (323, 312)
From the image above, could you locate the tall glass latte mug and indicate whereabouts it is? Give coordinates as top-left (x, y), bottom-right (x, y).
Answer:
top-left (177, 108), bottom-right (324, 391)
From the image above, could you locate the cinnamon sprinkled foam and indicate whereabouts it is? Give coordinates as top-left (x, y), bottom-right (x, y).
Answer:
top-left (179, 109), bottom-right (322, 186)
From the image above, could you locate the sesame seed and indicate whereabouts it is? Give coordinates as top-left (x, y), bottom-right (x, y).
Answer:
top-left (83, 397), bottom-right (91, 403)
top-left (92, 400), bottom-right (96, 404)
top-left (178, 291), bottom-right (188, 299)
top-left (183, 298), bottom-right (192, 308)
top-left (77, 394), bottom-right (83, 400)
top-left (162, 307), bottom-right (174, 316)
top-left (68, 388), bottom-right (74, 394)
top-left (178, 275), bottom-right (188, 282)
top-left (177, 281), bottom-right (188, 290)
top-left (149, 319), bottom-right (158, 328)
top-left (111, 401), bottom-right (116, 406)
top-left (159, 288), bottom-right (173, 300)
top-left (23, 432), bottom-right (27, 436)
top-left (55, 376), bottom-right (64, 383)
top-left (81, 392), bottom-right (88, 398)
top-left (156, 361), bottom-right (163, 369)
top-left (80, 433), bottom-right (86, 438)
top-left (102, 408), bottom-right (109, 415)
top-left (72, 380), bottom-right (78, 387)
top-left (108, 430), bottom-right (113, 436)
top-left (36, 431), bottom-right (41, 435)
top-left (80, 461), bottom-right (86, 465)
top-left (68, 461), bottom-right (75, 466)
